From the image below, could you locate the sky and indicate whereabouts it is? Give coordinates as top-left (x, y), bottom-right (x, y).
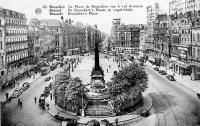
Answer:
top-left (0, 0), bottom-right (170, 34)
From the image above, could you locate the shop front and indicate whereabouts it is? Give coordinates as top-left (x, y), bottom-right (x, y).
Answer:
top-left (186, 61), bottom-right (200, 80)
top-left (177, 62), bottom-right (192, 75)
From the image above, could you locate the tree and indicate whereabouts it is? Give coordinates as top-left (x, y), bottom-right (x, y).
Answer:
top-left (108, 63), bottom-right (148, 111)
top-left (63, 77), bottom-right (87, 113)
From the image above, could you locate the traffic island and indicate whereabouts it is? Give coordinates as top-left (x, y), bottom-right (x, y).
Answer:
top-left (45, 92), bottom-right (152, 125)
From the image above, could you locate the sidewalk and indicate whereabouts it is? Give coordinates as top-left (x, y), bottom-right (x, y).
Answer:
top-left (46, 93), bottom-right (152, 124)
top-left (146, 61), bottom-right (200, 94)
top-left (0, 72), bottom-right (41, 103)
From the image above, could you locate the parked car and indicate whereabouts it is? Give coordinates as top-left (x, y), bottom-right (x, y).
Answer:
top-left (12, 87), bottom-right (22, 98)
top-left (50, 64), bottom-right (57, 71)
top-left (39, 95), bottom-right (45, 109)
top-left (122, 59), bottom-right (127, 61)
top-left (43, 87), bottom-right (50, 96)
top-left (22, 82), bottom-right (30, 91)
top-left (80, 54), bottom-right (84, 56)
top-left (140, 110), bottom-right (150, 117)
top-left (45, 76), bottom-right (51, 81)
top-left (153, 67), bottom-right (159, 71)
top-left (166, 75), bottom-right (176, 81)
top-left (159, 70), bottom-right (167, 75)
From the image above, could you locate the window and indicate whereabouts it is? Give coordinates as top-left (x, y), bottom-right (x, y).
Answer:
top-left (0, 30), bottom-right (2, 37)
top-left (0, 41), bottom-right (2, 49)
top-left (1, 70), bottom-right (4, 76)
top-left (198, 49), bottom-right (200, 59)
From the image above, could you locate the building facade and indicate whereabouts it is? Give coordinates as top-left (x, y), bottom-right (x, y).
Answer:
top-left (112, 22), bottom-right (140, 54)
top-left (62, 23), bottom-right (86, 55)
top-left (0, 18), bottom-right (6, 84)
top-left (139, 25), bottom-right (148, 58)
top-left (0, 8), bottom-right (30, 87)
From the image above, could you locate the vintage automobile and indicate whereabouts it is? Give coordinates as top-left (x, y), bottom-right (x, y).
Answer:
top-left (39, 95), bottom-right (46, 110)
top-left (159, 70), bottom-right (167, 75)
top-left (45, 76), bottom-right (51, 81)
top-left (43, 87), bottom-right (50, 97)
top-left (166, 75), bottom-right (176, 81)
top-left (153, 67), bottom-right (159, 71)
top-left (22, 82), bottom-right (30, 91)
top-left (140, 110), bottom-right (150, 117)
top-left (50, 64), bottom-right (57, 71)
top-left (104, 55), bottom-right (108, 58)
top-left (12, 87), bottom-right (22, 98)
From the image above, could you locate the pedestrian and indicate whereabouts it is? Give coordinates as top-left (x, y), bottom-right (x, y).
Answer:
top-left (50, 93), bottom-right (53, 100)
top-left (5, 92), bottom-right (9, 99)
top-left (18, 99), bottom-right (20, 106)
top-left (109, 65), bottom-right (111, 68)
top-left (115, 118), bottom-right (119, 126)
top-left (107, 69), bottom-right (108, 73)
top-left (173, 72), bottom-right (175, 77)
top-left (46, 103), bottom-right (49, 110)
top-left (20, 101), bottom-right (22, 108)
top-left (34, 96), bottom-right (37, 103)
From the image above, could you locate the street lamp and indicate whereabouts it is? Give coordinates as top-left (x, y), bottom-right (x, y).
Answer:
top-left (72, 60), bottom-right (74, 72)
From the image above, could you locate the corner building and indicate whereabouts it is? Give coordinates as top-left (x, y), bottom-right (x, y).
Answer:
top-left (0, 8), bottom-right (29, 87)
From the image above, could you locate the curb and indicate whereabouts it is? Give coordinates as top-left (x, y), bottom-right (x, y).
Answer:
top-left (45, 93), bottom-right (153, 124)
top-left (108, 93), bottom-right (153, 124)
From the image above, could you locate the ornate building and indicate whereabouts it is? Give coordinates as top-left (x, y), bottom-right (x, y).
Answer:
top-left (0, 8), bottom-right (30, 86)
top-left (62, 23), bottom-right (86, 55)
top-left (112, 20), bottom-right (140, 54)
top-left (153, 14), bottom-right (170, 66)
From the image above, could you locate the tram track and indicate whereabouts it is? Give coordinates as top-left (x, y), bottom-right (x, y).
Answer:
top-left (148, 75), bottom-right (179, 126)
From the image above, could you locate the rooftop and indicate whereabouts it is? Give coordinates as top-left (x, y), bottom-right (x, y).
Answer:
top-left (39, 19), bottom-right (61, 27)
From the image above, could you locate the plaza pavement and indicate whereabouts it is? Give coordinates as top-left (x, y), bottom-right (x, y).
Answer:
top-left (46, 54), bottom-right (152, 125)
top-left (146, 61), bottom-right (200, 94)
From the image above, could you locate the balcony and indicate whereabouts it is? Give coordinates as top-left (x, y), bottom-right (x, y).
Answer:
top-left (7, 56), bottom-right (31, 66)
top-left (6, 40), bottom-right (28, 45)
top-left (6, 47), bottom-right (29, 55)
top-left (6, 33), bottom-right (28, 36)
top-left (4, 23), bottom-right (28, 27)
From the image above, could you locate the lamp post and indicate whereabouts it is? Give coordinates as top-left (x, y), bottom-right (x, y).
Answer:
top-left (69, 63), bottom-right (71, 75)
top-left (72, 60), bottom-right (74, 72)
